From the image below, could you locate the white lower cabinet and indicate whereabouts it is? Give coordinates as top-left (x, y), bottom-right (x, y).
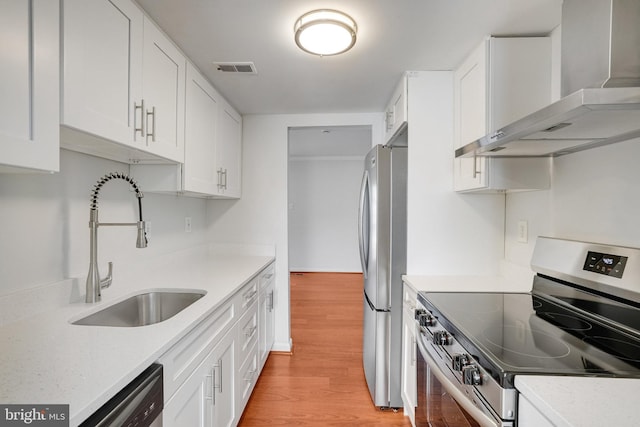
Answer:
top-left (258, 265), bottom-right (275, 369)
top-left (401, 282), bottom-right (418, 426)
top-left (164, 330), bottom-right (235, 427)
top-left (161, 261), bottom-right (275, 426)
top-left (517, 394), bottom-right (554, 427)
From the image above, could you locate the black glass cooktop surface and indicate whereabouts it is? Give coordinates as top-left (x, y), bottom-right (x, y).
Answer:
top-left (418, 281), bottom-right (640, 387)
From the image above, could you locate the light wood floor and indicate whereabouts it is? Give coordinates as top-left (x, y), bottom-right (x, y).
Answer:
top-left (238, 272), bottom-right (411, 426)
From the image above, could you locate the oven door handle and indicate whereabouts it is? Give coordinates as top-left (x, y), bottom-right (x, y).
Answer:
top-left (416, 334), bottom-right (499, 427)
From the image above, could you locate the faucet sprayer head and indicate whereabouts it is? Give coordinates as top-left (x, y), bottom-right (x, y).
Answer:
top-left (137, 221), bottom-right (148, 248)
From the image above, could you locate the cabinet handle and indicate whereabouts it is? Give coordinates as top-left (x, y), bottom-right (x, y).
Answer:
top-left (244, 289), bottom-right (258, 302)
top-left (268, 290), bottom-right (274, 312)
top-left (386, 110), bottom-right (395, 131)
top-left (262, 273), bottom-right (274, 280)
top-left (244, 370), bottom-right (256, 382)
top-left (146, 106), bottom-right (156, 143)
top-left (212, 358), bottom-right (223, 405)
top-left (223, 168), bottom-right (228, 190)
top-left (206, 369), bottom-right (215, 404)
top-left (245, 325), bottom-right (257, 339)
top-left (217, 168), bottom-right (224, 190)
top-left (411, 336), bottom-right (416, 365)
top-left (134, 100), bottom-right (145, 139)
top-left (472, 153), bottom-right (481, 179)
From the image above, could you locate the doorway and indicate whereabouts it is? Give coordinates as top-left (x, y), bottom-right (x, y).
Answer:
top-left (287, 125), bottom-right (372, 273)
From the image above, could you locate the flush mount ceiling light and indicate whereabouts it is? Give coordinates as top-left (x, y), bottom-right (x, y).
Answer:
top-left (294, 9), bottom-right (357, 56)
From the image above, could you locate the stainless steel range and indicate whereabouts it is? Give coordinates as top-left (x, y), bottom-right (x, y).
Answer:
top-left (415, 237), bottom-right (640, 427)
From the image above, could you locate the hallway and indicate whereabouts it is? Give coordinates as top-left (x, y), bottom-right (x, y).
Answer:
top-left (239, 272), bottom-right (411, 426)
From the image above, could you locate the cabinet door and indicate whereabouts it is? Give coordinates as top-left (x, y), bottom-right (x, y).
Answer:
top-left (384, 77), bottom-right (407, 144)
top-left (401, 288), bottom-right (417, 425)
top-left (163, 349), bottom-right (214, 427)
top-left (453, 40), bottom-right (488, 191)
top-left (215, 101), bottom-right (242, 198)
top-left (258, 283), bottom-right (275, 368)
top-left (184, 63), bottom-right (219, 194)
top-left (0, 0), bottom-right (59, 173)
top-left (141, 17), bottom-right (185, 162)
top-left (62, 0), bottom-right (144, 151)
top-left (211, 330), bottom-right (236, 427)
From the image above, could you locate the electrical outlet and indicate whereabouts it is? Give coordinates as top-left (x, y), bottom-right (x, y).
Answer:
top-left (185, 217), bottom-right (192, 233)
top-left (517, 220), bottom-right (528, 243)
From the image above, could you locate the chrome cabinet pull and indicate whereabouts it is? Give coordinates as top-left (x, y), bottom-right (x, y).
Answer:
top-left (386, 110), bottom-right (394, 131)
top-left (146, 106), bottom-right (156, 142)
top-left (217, 168), bottom-right (224, 190)
top-left (245, 325), bottom-right (257, 339)
top-left (244, 370), bottom-right (256, 382)
top-left (244, 289), bottom-right (258, 301)
top-left (134, 100), bottom-right (145, 139)
top-left (411, 336), bottom-right (416, 365)
top-left (223, 168), bottom-right (228, 190)
top-left (211, 358), bottom-right (223, 405)
top-left (472, 154), bottom-right (481, 179)
top-left (206, 369), bottom-right (215, 403)
top-left (268, 290), bottom-right (274, 312)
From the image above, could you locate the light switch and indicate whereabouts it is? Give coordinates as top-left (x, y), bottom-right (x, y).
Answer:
top-left (517, 220), bottom-right (528, 243)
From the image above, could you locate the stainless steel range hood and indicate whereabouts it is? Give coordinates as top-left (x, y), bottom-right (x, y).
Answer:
top-left (456, 0), bottom-right (640, 158)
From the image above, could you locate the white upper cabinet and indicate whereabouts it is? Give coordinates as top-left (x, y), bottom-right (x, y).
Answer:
top-left (0, 0), bottom-right (59, 173)
top-left (141, 16), bottom-right (185, 161)
top-left (61, 0), bottom-right (185, 163)
top-left (131, 63), bottom-right (242, 199)
top-left (453, 37), bottom-right (552, 192)
top-left (384, 76), bottom-right (408, 144)
top-left (215, 99), bottom-right (242, 198)
top-left (182, 62), bottom-right (220, 195)
top-left (62, 0), bottom-right (144, 153)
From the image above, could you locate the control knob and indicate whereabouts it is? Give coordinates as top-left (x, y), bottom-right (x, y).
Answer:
top-left (414, 309), bottom-right (427, 322)
top-left (452, 353), bottom-right (470, 371)
top-left (462, 365), bottom-right (482, 386)
top-left (419, 313), bottom-right (436, 327)
top-left (432, 330), bottom-right (451, 346)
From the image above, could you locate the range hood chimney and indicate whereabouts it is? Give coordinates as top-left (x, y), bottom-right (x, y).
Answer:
top-left (456, 0), bottom-right (640, 158)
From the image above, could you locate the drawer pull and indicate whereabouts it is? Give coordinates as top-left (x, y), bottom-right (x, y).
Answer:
top-left (244, 370), bottom-right (256, 382)
top-left (243, 289), bottom-right (258, 301)
top-left (245, 325), bottom-right (257, 339)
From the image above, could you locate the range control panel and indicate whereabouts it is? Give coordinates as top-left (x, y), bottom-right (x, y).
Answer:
top-left (583, 251), bottom-right (628, 278)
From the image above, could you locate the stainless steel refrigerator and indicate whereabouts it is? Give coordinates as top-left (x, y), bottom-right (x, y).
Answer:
top-left (358, 144), bottom-right (407, 408)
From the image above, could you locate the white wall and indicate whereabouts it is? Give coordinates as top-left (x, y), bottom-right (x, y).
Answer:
top-left (0, 149), bottom-right (208, 296)
top-left (405, 72), bottom-right (505, 276)
top-left (288, 157), bottom-right (364, 272)
top-left (505, 137), bottom-right (640, 268)
top-left (206, 112), bottom-right (385, 352)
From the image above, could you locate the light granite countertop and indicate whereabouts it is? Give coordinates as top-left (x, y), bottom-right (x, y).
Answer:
top-left (0, 245), bottom-right (274, 426)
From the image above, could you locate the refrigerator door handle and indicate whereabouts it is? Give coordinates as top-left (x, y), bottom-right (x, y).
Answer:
top-left (358, 170), bottom-right (370, 278)
top-left (365, 291), bottom-right (390, 313)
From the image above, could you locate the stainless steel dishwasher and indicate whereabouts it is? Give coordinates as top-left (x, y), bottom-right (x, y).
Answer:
top-left (79, 364), bottom-right (163, 427)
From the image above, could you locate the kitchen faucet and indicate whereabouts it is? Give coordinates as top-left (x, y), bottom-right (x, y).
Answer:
top-left (86, 172), bottom-right (148, 303)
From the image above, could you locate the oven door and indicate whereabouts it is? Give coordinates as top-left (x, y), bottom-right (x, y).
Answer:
top-left (416, 332), bottom-right (497, 427)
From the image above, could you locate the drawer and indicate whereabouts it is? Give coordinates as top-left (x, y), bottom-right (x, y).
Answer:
top-left (159, 296), bottom-right (236, 400)
top-left (237, 349), bottom-right (258, 411)
top-left (237, 278), bottom-right (259, 313)
top-left (259, 263), bottom-right (275, 291)
top-left (236, 301), bottom-right (258, 366)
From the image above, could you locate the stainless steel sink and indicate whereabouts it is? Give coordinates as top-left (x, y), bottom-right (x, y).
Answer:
top-left (72, 290), bottom-right (206, 327)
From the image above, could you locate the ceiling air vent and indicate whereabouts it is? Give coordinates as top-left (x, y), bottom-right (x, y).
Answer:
top-left (213, 62), bottom-right (257, 75)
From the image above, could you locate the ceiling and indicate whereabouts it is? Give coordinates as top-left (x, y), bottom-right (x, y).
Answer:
top-left (134, 0), bottom-right (562, 115)
top-left (288, 126), bottom-right (372, 158)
